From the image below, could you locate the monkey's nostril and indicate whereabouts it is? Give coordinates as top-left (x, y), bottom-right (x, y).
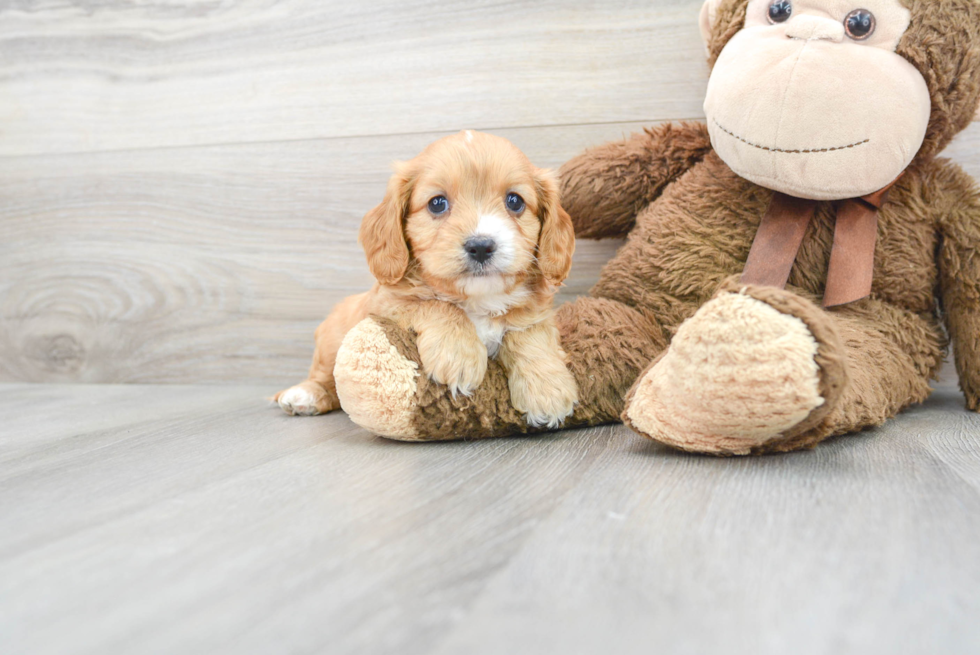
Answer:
top-left (464, 237), bottom-right (496, 264)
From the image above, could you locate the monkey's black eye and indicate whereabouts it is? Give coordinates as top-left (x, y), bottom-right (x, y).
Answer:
top-left (844, 9), bottom-right (875, 40)
top-left (428, 196), bottom-right (449, 216)
top-left (506, 192), bottom-right (526, 214)
top-left (768, 0), bottom-right (792, 23)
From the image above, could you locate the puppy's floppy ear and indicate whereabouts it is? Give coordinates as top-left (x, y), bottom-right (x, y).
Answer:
top-left (534, 168), bottom-right (576, 286)
top-left (359, 163), bottom-right (415, 285)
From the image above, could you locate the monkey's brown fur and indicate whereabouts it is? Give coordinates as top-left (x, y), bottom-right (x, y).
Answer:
top-left (335, 0), bottom-right (980, 451)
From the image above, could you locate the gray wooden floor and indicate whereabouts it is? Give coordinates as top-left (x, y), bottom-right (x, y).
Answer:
top-left (2, 377), bottom-right (979, 655)
top-left (3, 0), bottom-right (978, 387)
top-left (4, 3), bottom-right (980, 653)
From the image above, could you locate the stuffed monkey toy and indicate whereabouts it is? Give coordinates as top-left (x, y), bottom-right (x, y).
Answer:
top-left (331, 0), bottom-right (980, 455)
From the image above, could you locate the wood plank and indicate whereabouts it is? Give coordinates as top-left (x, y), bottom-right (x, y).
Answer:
top-left (944, 123), bottom-right (980, 178)
top-left (1, 381), bottom-right (978, 654)
top-left (0, 384), bottom-right (271, 462)
top-left (4, 120), bottom-right (979, 385)
top-left (0, 0), bottom-right (709, 156)
top-left (0, 383), bottom-right (614, 655)
top-left (429, 380), bottom-right (980, 655)
top-left (0, 122), bottom-right (641, 385)
top-left (2, 0), bottom-right (975, 158)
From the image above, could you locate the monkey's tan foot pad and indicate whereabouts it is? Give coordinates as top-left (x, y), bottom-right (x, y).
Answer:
top-left (623, 285), bottom-right (847, 455)
top-left (335, 316), bottom-right (540, 442)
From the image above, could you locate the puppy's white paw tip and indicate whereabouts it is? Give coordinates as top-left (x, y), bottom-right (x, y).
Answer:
top-left (523, 405), bottom-right (575, 430)
top-left (277, 387), bottom-right (321, 416)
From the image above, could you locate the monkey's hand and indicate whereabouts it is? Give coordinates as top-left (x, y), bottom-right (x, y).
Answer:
top-left (558, 122), bottom-right (713, 240)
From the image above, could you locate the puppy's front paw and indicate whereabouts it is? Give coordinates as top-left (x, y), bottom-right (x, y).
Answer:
top-left (417, 331), bottom-right (488, 397)
top-left (509, 365), bottom-right (578, 429)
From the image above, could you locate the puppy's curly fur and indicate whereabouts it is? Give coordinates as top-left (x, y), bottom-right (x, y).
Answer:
top-left (275, 131), bottom-right (579, 429)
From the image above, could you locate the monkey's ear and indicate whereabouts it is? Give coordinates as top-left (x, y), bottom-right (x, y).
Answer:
top-left (699, 0), bottom-right (721, 50)
top-left (359, 163), bottom-right (414, 285)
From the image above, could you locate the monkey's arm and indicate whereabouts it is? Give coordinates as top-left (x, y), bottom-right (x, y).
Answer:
top-left (936, 162), bottom-right (980, 411)
top-left (559, 122), bottom-right (713, 239)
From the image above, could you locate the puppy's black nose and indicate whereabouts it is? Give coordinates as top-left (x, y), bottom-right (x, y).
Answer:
top-left (464, 237), bottom-right (496, 264)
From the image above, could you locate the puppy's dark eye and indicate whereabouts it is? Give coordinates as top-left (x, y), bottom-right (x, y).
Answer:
top-left (505, 193), bottom-right (525, 214)
top-left (844, 9), bottom-right (875, 40)
top-left (428, 196), bottom-right (449, 216)
top-left (768, 0), bottom-right (792, 23)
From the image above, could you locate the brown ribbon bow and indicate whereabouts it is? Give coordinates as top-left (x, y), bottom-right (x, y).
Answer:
top-left (740, 180), bottom-right (899, 308)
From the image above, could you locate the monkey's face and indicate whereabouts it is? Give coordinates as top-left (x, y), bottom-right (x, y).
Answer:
top-left (703, 0), bottom-right (931, 200)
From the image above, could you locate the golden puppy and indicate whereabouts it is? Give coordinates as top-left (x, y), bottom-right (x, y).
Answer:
top-left (275, 130), bottom-right (579, 428)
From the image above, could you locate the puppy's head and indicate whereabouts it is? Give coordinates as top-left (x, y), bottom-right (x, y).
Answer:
top-left (359, 131), bottom-right (575, 294)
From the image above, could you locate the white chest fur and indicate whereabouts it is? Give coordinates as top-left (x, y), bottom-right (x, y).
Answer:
top-left (467, 312), bottom-right (507, 357)
top-left (454, 280), bottom-right (531, 358)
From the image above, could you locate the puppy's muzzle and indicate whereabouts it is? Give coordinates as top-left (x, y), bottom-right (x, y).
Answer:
top-left (464, 237), bottom-right (496, 265)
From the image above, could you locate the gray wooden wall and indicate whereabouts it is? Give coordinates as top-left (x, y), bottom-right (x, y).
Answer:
top-left (2, 1), bottom-right (978, 385)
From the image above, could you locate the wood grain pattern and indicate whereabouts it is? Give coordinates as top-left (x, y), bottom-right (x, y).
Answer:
top-left (431, 381), bottom-right (980, 655)
top-left (3, 121), bottom-right (979, 385)
top-left (0, 0), bottom-right (710, 157)
top-left (1, 380), bottom-right (978, 655)
top-left (942, 124), bottom-right (980, 176)
top-left (2, 0), bottom-right (979, 385)
top-left (1, 0), bottom-right (973, 158)
top-left (3, 4), bottom-right (979, 653)
top-left (0, 122), bottom-right (642, 385)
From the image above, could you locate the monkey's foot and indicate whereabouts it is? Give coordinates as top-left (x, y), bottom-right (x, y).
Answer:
top-left (623, 284), bottom-right (846, 455)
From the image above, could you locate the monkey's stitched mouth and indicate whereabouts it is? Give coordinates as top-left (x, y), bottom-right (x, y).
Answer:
top-left (713, 119), bottom-right (870, 154)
